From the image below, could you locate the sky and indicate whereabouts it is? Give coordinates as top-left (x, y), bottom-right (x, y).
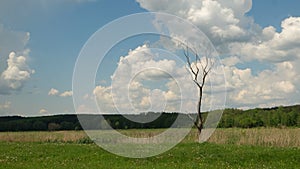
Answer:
top-left (0, 0), bottom-right (300, 116)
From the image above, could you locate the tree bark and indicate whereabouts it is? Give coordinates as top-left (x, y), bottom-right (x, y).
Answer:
top-left (197, 87), bottom-right (204, 141)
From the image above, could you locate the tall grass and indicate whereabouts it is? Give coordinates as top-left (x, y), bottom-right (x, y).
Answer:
top-left (188, 128), bottom-right (300, 147)
top-left (0, 128), bottom-right (299, 147)
top-left (0, 131), bottom-right (87, 143)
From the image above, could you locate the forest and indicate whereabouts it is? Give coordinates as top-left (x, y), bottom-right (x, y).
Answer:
top-left (0, 105), bottom-right (299, 131)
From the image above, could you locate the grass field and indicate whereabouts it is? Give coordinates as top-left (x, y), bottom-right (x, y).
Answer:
top-left (0, 142), bottom-right (299, 169)
top-left (0, 128), bottom-right (299, 168)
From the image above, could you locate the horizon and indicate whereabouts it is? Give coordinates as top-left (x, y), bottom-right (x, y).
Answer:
top-left (2, 103), bottom-right (299, 118)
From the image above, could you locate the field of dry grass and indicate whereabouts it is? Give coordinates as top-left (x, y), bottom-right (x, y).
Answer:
top-left (0, 128), bottom-right (299, 147)
top-left (207, 128), bottom-right (300, 147)
top-left (0, 131), bottom-right (87, 143)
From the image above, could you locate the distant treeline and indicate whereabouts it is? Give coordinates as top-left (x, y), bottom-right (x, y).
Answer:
top-left (0, 105), bottom-right (299, 131)
top-left (0, 113), bottom-right (179, 131)
top-left (219, 105), bottom-right (300, 128)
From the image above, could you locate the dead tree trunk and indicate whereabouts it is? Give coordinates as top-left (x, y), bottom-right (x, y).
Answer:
top-left (183, 44), bottom-right (213, 142)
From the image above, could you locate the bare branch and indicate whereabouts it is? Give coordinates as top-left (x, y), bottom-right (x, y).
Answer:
top-left (182, 43), bottom-right (214, 140)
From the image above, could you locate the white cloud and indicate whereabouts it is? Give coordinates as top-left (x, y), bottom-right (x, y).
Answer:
top-left (0, 101), bottom-right (11, 109)
top-left (224, 61), bottom-right (298, 108)
top-left (0, 24), bottom-right (33, 95)
top-left (0, 24), bottom-right (30, 63)
top-left (221, 17), bottom-right (300, 108)
top-left (136, 0), bottom-right (300, 108)
top-left (93, 45), bottom-right (226, 114)
top-left (137, 0), bottom-right (257, 47)
top-left (48, 88), bottom-right (73, 97)
top-left (2, 52), bottom-right (32, 85)
top-left (48, 88), bottom-right (59, 96)
top-left (231, 17), bottom-right (300, 62)
top-left (221, 56), bottom-right (241, 66)
top-left (39, 108), bottom-right (48, 114)
top-left (93, 86), bottom-right (115, 113)
top-left (93, 45), bottom-right (186, 114)
top-left (60, 90), bottom-right (73, 97)
top-left (0, 52), bottom-right (34, 94)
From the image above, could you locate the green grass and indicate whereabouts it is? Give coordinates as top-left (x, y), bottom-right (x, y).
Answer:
top-left (0, 142), bottom-right (299, 169)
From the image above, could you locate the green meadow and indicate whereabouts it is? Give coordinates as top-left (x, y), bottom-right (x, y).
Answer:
top-left (0, 128), bottom-right (299, 168)
top-left (0, 142), bottom-right (299, 169)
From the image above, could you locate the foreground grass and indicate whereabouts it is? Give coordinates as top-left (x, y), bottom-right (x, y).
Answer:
top-left (0, 142), bottom-right (299, 169)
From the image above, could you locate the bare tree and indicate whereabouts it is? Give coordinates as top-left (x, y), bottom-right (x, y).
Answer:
top-left (183, 44), bottom-right (214, 141)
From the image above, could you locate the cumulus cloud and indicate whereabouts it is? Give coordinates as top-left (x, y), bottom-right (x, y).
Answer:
top-left (48, 88), bottom-right (59, 96)
top-left (48, 88), bottom-right (73, 97)
top-left (221, 56), bottom-right (241, 66)
top-left (136, 0), bottom-right (300, 108)
top-left (60, 90), bottom-right (73, 97)
top-left (0, 24), bottom-right (33, 95)
top-left (136, 0), bottom-right (300, 63)
top-left (39, 108), bottom-right (48, 114)
top-left (93, 86), bottom-right (115, 113)
top-left (0, 52), bottom-right (34, 94)
top-left (137, 0), bottom-right (257, 47)
top-left (93, 45), bottom-right (226, 114)
top-left (224, 61), bottom-right (298, 108)
top-left (231, 17), bottom-right (300, 62)
top-left (93, 45), bottom-right (192, 114)
top-left (0, 24), bottom-right (30, 63)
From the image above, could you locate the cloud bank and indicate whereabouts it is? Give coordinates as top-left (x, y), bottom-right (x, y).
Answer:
top-left (135, 0), bottom-right (300, 109)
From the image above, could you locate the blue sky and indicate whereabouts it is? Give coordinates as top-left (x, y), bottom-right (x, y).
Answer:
top-left (248, 0), bottom-right (300, 30)
top-left (0, 0), bottom-right (300, 116)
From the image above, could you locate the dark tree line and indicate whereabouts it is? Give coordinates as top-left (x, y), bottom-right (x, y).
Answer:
top-left (0, 115), bottom-right (82, 132)
top-left (218, 105), bottom-right (300, 128)
top-left (0, 105), bottom-right (299, 131)
top-left (0, 113), bottom-right (179, 131)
